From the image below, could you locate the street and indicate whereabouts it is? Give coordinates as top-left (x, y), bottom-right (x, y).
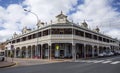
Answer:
top-left (0, 56), bottom-right (120, 73)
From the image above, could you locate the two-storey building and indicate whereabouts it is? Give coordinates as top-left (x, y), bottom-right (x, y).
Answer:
top-left (5, 11), bottom-right (120, 60)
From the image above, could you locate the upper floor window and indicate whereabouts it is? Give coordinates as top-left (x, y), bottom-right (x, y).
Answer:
top-left (75, 29), bottom-right (84, 37)
top-left (33, 34), bottom-right (37, 39)
top-left (51, 28), bottom-right (72, 34)
top-left (17, 39), bottom-right (20, 42)
top-left (93, 35), bottom-right (97, 40)
top-left (28, 35), bottom-right (32, 40)
top-left (12, 40), bottom-right (15, 43)
top-left (38, 32), bottom-right (41, 37)
top-left (85, 32), bottom-right (92, 39)
top-left (98, 36), bottom-right (102, 41)
top-left (22, 37), bottom-right (26, 41)
top-left (43, 30), bottom-right (48, 36)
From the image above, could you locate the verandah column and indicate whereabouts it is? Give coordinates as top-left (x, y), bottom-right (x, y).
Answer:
top-left (48, 43), bottom-right (52, 60)
top-left (72, 43), bottom-right (76, 61)
top-left (92, 45), bottom-right (95, 58)
top-left (97, 46), bottom-right (99, 57)
top-left (40, 44), bottom-right (43, 59)
top-left (14, 48), bottom-right (16, 58)
top-left (31, 46), bottom-right (33, 58)
top-left (84, 44), bottom-right (86, 59)
top-left (26, 46), bottom-right (28, 58)
top-left (35, 45), bottom-right (37, 58)
top-left (19, 47), bottom-right (22, 58)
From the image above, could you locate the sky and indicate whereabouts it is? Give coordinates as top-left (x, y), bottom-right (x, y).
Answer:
top-left (0, 0), bottom-right (120, 42)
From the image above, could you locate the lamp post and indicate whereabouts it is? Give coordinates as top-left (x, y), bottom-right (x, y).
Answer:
top-left (24, 9), bottom-right (40, 58)
top-left (24, 9), bottom-right (40, 28)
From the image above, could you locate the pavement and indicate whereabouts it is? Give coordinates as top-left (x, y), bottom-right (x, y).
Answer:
top-left (5, 57), bottom-right (70, 67)
top-left (0, 57), bottom-right (67, 68)
top-left (0, 55), bottom-right (120, 73)
top-left (0, 61), bottom-right (16, 68)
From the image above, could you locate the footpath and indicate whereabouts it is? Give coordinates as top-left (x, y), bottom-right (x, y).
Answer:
top-left (0, 61), bottom-right (16, 68)
top-left (0, 57), bottom-right (71, 68)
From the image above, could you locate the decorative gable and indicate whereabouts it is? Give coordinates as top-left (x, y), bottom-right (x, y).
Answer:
top-left (55, 11), bottom-right (69, 23)
top-left (22, 26), bottom-right (31, 34)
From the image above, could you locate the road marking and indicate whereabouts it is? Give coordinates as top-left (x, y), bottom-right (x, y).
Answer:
top-left (111, 61), bottom-right (120, 64)
top-left (102, 61), bottom-right (112, 64)
top-left (93, 60), bottom-right (105, 63)
top-left (76, 60), bottom-right (120, 65)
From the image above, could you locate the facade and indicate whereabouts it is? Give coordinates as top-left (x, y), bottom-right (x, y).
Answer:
top-left (5, 12), bottom-right (120, 60)
top-left (0, 42), bottom-right (7, 50)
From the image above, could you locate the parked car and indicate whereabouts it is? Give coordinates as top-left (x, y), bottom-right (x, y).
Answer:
top-left (113, 51), bottom-right (120, 55)
top-left (0, 50), bottom-right (5, 61)
top-left (106, 52), bottom-right (114, 56)
top-left (98, 52), bottom-right (107, 57)
top-left (117, 51), bottom-right (120, 55)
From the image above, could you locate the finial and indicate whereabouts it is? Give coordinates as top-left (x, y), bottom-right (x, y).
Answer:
top-left (14, 32), bottom-right (16, 34)
top-left (72, 20), bottom-right (73, 23)
top-left (24, 26), bottom-right (27, 29)
top-left (84, 19), bottom-right (86, 22)
top-left (77, 22), bottom-right (79, 25)
top-left (51, 20), bottom-right (52, 24)
top-left (61, 10), bottom-right (63, 14)
top-left (96, 25), bottom-right (98, 28)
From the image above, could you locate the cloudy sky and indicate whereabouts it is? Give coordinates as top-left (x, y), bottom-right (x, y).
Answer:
top-left (0, 0), bottom-right (120, 42)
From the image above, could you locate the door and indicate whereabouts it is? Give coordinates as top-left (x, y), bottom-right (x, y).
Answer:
top-left (60, 50), bottom-right (64, 58)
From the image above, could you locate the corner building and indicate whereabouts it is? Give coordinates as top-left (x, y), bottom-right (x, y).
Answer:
top-left (6, 12), bottom-right (120, 60)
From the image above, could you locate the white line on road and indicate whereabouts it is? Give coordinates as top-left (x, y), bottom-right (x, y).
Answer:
top-left (110, 61), bottom-right (120, 64)
top-left (93, 60), bottom-right (105, 63)
top-left (102, 61), bottom-right (112, 64)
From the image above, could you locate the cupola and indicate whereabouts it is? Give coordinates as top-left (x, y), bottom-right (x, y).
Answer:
top-left (81, 20), bottom-right (88, 28)
top-left (22, 26), bottom-right (31, 34)
top-left (95, 26), bottom-right (100, 32)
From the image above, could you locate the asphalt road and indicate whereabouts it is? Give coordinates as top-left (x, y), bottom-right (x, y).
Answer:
top-left (0, 56), bottom-right (120, 73)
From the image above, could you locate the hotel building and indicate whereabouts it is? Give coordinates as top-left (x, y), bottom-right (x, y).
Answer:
top-left (5, 12), bottom-right (120, 60)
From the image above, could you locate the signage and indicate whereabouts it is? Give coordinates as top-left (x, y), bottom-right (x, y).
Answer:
top-left (56, 45), bottom-right (59, 50)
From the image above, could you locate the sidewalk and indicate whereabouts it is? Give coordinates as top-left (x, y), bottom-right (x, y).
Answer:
top-left (0, 61), bottom-right (16, 68)
top-left (5, 57), bottom-right (71, 66)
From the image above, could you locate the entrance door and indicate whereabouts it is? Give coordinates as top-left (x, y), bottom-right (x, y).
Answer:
top-left (60, 50), bottom-right (64, 58)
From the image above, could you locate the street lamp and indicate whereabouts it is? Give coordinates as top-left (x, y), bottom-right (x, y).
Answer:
top-left (24, 9), bottom-right (40, 28)
top-left (24, 9), bottom-right (39, 58)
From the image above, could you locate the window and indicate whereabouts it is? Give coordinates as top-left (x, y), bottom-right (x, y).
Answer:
top-left (107, 39), bottom-right (109, 43)
top-left (98, 36), bottom-right (102, 41)
top-left (17, 39), bottom-right (20, 42)
top-left (93, 35), bottom-right (97, 40)
top-left (38, 32), bottom-right (41, 37)
top-left (33, 34), bottom-right (36, 39)
top-left (75, 29), bottom-right (84, 36)
top-left (51, 28), bottom-right (72, 34)
top-left (28, 35), bottom-right (32, 40)
top-left (43, 30), bottom-right (48, 36)
top-left (12, 40), bottom-right (15, 43)
top-left (85, 32), bottom-right (92, 39)
top-left (22, 37), bottom-right (26, 41)
top-left (103, 38), bottom-right (106, 42)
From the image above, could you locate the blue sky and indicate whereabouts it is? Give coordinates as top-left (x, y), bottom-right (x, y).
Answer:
top-left (0, 0), bottom-right (120, 42)
top-left (1, 0), bottom-right (120, 14)
top-left (111, 0), bottom-right (120, 12)
top-left (0, 0), bottom-right (23, 8)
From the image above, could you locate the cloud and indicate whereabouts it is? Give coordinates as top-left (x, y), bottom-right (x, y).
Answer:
top-left (69, 0), bottom-right (120, 39)
top-left (22, 0), bottom-right (77, 22)
top-left (0, 4), bottom-right (25, 41)
top-left (0, 0), bottom-right (120, 42)
top-left (0, 0), bottom-right (78, 42)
